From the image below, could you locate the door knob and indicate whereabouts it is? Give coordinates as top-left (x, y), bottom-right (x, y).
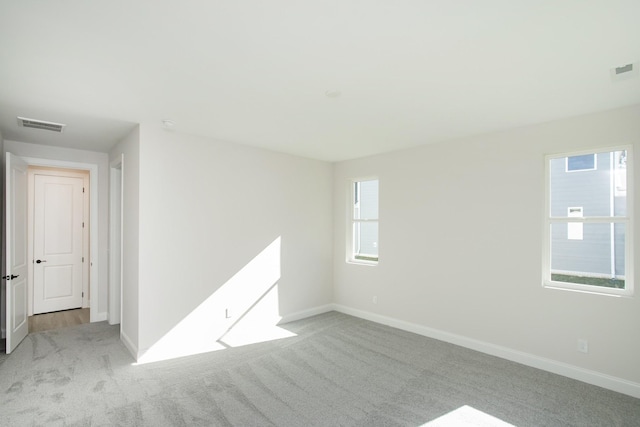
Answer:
top-left (36, 259), bottom-right (47, 264)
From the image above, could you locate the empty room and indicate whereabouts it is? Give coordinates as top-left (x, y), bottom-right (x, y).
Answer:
top-left (1, 1), bottom-right (640, 426)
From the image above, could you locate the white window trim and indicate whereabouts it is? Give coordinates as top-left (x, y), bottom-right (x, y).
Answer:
top-left (543, 146), bottom-right (634, 297)
top-left (347, 177), bottom-right (379, 266)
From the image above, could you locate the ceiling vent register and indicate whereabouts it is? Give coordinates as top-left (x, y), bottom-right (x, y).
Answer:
top-left (17, 116), bottom-right (66, 133)
top-left (615, 64), bottom-right (633, 75)
top-left (610, 62), bottom-right (638, 82)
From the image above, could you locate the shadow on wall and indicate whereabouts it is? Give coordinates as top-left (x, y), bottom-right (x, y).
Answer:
top-left (135, 236), bottom-right (296, 365)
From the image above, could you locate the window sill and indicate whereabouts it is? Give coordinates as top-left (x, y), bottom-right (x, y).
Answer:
top-left (543, 280), bottom-right (633, 298)
top-left (347, 258), bottom-right (378, 267)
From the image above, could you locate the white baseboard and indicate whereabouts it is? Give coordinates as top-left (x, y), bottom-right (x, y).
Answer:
top-left (333, 304), bottom-right (640, 399)
top-left (279, 304), bottom-right (334, 324)
top-left (91, 311), bottom-right (108, 323)
top-left (120, 330), bottom-right (138, 360)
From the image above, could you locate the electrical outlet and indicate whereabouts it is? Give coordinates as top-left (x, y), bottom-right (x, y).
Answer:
top-left (577, 339), bottom-right (588, 353)
top-left (372, 295), bottom-right (378, 304)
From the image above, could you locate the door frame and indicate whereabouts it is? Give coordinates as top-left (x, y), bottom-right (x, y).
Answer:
top-left (109, 154), bottom-right (123, 325)
top-left (21, 157), bottom-right (100, 322)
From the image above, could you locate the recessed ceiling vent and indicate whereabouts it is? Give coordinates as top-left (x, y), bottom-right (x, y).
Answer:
top-left (17, 116), bottom-right (66, 133)
top-left (610, 63), bottom-right (639, 82)
top-left (615, 64), bottom-right (633, 75)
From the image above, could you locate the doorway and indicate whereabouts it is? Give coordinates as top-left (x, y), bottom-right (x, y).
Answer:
top-left (19, 155), bottom-right (101, 323)
top-left (28, 167), bottom-right (89, 317)
top-left (3, 153), bottom-right (102, 353)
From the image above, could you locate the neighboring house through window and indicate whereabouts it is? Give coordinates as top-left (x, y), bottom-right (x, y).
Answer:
top-left (544, 148), bottom-right (633, 295)
top-left (350, 179), bottom-right (379, 264)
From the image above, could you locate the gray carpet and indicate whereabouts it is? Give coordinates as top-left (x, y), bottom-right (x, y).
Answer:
top-left (1, 312), bottom-right (639, 426)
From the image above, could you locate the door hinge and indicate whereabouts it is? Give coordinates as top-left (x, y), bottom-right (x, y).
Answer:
top-left (82, 292), bottom-right (84, 297)
top-left (82, 257), bottom-right (84, 263)
top-left (82, 222), bottom-right (85, 228)
top-left (83, 187), bottom-right (85, 193)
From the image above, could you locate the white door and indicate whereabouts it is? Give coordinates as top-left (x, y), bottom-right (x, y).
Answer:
top-left (5, 153), bottom-right (29, 353)
top-left (33, 175), bottom-right (84, 314)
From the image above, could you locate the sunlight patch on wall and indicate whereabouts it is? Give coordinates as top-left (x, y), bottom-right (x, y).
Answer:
top-left (422, 405), bottom-right (514, 427)
top-left (135, 237), bottom-right (296, 365)
top-left (219, 283), bottom-right (296, 347)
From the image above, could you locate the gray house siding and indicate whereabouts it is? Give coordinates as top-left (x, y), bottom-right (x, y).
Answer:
top-left (550, 151), bottom-right (626, 278)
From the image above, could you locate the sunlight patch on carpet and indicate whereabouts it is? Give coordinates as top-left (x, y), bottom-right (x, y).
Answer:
top-left (422, 405), bottom-right (515, 427)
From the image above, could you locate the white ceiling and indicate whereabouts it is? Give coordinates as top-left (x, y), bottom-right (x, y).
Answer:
top-left (1, 1), bottom-right (639, 161)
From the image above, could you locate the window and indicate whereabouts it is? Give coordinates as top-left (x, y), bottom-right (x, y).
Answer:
top-left (566, 153), bottom-right (596, 172)
top-left (544, 148), bottom-right (633, 295)
top-left (567, 207), bottom-right (583, 240)
top-left (350, 179), bottom-right (378, 264)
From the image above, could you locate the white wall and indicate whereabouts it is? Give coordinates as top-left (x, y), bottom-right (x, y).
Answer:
top-left (109, 126), bottom-right (140, 354)
top-left (3, 140), bottom-right (110, 319)
top-left (333, 105), bottom-right (640, 388)
top-left (135, 125), bottom-right (333, 361)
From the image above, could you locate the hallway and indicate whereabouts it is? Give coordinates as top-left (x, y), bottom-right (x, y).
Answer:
top-left (28, 308), bottom-right (90, 333)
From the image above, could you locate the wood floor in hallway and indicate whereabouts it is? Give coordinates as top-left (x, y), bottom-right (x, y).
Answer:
top-left (1, 308), bottom-right (90, 353)
top-left (28, 308), bottom-right (90, 333)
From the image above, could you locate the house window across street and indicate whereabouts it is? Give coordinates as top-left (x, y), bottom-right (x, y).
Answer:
top-left (566, 153), bottom-right (596, 172)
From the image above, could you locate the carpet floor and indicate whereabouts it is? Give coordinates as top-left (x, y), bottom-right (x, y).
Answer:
top-left (1, 311), bottom-right (639, 426)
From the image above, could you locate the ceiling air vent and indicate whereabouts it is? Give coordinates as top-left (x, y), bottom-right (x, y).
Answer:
top-left (17, 116), bottom-right (66, 133)
top-left (615, 64), bottom-right (633, 75)
top-left (610, 63), bottom-right (639, 82)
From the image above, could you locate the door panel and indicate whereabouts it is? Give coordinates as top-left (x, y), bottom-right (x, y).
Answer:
top-left (6, 153), bottom-right (29, 353)
top-left (33, 175), bottom-right (84, 314)
top-left (11, 278), bottom-right (27, 331)
top-left (43, 265), bottom-right (74, 298)
top-left (44, 181), bottom-right (74, 254)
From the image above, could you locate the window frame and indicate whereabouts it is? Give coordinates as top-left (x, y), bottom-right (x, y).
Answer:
top-left (348, 177), bottom-right (379, 265)
top-left (543, 146), bottom-right (634, 296)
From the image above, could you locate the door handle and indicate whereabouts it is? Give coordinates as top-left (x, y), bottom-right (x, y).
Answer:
top-left (36, 259), bottom-right (47, 264)
top-left (2, 275), bottom-right (19, 280)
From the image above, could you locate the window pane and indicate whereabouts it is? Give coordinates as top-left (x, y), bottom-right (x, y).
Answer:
top-left (567, 154), bottom-right (595, 171)
top-left (355, 180), bottom-right (378, 220)
top-left (550, 222), bottom-right (625, 288)
top-left (354, 221), bottom-right (378, 260)
top-left (550, 151), bottom-right (626, 217)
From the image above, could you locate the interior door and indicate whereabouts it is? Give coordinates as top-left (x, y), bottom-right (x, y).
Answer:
top-left (33, 175), bottom-right (84, 314)
top-left (5, 153), bottom-right (29, 353)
